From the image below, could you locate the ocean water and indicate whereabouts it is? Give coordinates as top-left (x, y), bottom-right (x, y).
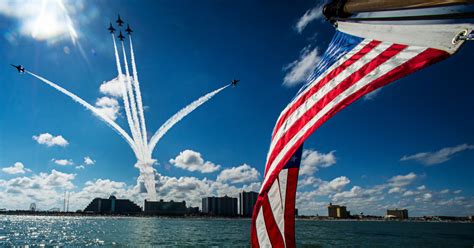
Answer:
top-left (1, 216), bottom-right (473, 247)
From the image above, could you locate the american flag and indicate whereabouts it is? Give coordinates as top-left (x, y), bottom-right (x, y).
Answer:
top-left (250, 28), bottom-right (454, 247)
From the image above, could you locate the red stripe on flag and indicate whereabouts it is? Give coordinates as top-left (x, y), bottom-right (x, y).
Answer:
top-left (284, 168), bottom-right (299, 248)
top-left (270, 40), bottom-right (381, 141)
top-left (262, 196), bottom-right (285, 247)
top-left (266, 44), bottom-right (406, 177)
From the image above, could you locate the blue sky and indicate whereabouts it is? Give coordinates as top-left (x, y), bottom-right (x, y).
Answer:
top-left (0, 0), bottom-right (473, 216)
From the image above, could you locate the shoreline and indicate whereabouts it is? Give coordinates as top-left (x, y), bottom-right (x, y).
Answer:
top-left (1, 211), bottom-right (473, 223)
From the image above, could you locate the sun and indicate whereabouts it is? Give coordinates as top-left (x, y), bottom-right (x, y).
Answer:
top-left (23, 0), bottom-right (78, 43)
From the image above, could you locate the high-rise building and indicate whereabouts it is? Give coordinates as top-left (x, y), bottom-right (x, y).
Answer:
top-left (327, 203), bottom-right (350, 218)
top-left (84, 196), bottom-right (142, 214)
top-left (144, 199), bottom-right (187, 216)
top-left (386, 209), bottom-right (408, 219)
top-left (202, 195), bottom-right (237, 216)
top-left (239, 191), bottom-right (258, 217)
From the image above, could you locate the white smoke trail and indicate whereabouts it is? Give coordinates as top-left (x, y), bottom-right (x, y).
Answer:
top-left (120, 41), bottom-right (144, 153)
top-left (129, 36), bottom-right (148, 151)
top-left (112, 34), bottom-right (143, 157)
top-left (148, 85), bottom-right (229, 153)
top-left (26, 71), bottom-right (138, 155)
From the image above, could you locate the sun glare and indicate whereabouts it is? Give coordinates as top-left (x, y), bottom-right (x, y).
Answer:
top-left (23, 0), bottom-right (78, 43)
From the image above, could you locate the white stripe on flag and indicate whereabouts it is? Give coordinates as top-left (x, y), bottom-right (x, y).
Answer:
top-left (268, 178), bottom-right (285, 246)
top-left (263, 45), bottom-right (426, 188)
top-left (256, 207), bottom-right (272, 247)
top-left (278, 169), bottom-right (288, 215)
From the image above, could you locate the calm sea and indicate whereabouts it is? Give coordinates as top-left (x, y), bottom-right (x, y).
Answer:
top-left (1, 216), bottom-right (473, 247)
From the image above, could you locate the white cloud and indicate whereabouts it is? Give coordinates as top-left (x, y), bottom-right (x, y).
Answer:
top-left (2, 169), bottom-right (75, 191)
top-left (153, 173), bottom-right (261, 208)
top-left (67, 179), bottom-right (140, 210)
top-left (388, 187), bottom-right (405, 194)
top-left (283, 46), bottom-right (321, 87)
top-left (75, 165), bottom-right (85, 170)
top-left (298, 176), bottom-right (320, 188)
top-left (169, 150), bottom-right (221, 173)
top-left (99, 76), bottom-right (125, 98)
top-left (300, 149), bottom-right (336, 176)
top-left (363, 88), bottom-right (382, 101)
top-left (52, 159), bottom-right (73, 166)
top-left (32, 133), bottom-right (69, 147)
top-left (388, 172), bottom-right (417, 188)
top-left (95, 96), bottom-right (120, 121)
top-left (297, 171), bottom-right (474, 216)
top-left (316, 176), bottom-right (350, 195)
top-left (422, 193), bottom-right (433, 201)
top-left (96, 96), bottom-right (119, 107)
top-left (83, 156), bottom-right (95, 166)
top-left (295, 4), bottom-right (324, 33)
top-left (454, 190), bottom-right (462, 194)
top-left (440, 189), bottom-right (450, 194)
top-left (400, 144), bottom-right (474, 166)
top-left (0, 0), bottom-right (85, 44)
top-left (216, 164), bottom-right (260, 184)
top-left (297, 176), bottom-right (351, 209)
top-left (403, 190), bottom-right (415, 197)
top-left (332, 184), bottom-right (387, 201)
top-left (2, 162), bottom-right (31, 175)
top-left (332, 186), bottom-right (364, 200)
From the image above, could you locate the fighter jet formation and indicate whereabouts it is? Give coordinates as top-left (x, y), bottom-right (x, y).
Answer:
top-left (108, 15), bottom-right (131, 41)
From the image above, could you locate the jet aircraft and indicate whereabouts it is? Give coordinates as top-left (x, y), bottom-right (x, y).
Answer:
top-left (125, 24), bottom-right (133, 35)
top-left (231, 79), bottom-right (240, 87)
top-left (116, 15), bottom-right (124, 27)
top-left (118, 31), bottom-right (125, 41)
top-left (11, 64), bottom-right (25, 73)
top-left (108, 22), bottom-right (116, 33)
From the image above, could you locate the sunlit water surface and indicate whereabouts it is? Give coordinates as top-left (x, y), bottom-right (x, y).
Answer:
top-left (1, 216), bottom-right (473, 247)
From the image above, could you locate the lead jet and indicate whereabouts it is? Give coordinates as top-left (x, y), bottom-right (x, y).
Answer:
top-left (108, 22), bottom-right (116, 33)
top-left (118, 31), bottom-right (125, 41)
top-left (11, 64), bottom-right (25, 73)
top-left (231, 79), bottom-right (240, 87)
top-left (125, 24), bottom-right (133, 35)
top-left (116, 14), bottom-right (124, 27)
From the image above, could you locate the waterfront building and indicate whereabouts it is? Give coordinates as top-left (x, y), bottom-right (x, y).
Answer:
top-left (144, 199), bottom-right (187, 216)
top-left (84, 196), bottom-right (142, 214)
top-left (386, 209), bottom-right (409, 219)
top-left (186, 206), bottom-right (200, 215)
top-left (202, 195), bottom-right (238, 216)
top-left (239, 191), bottom-right (258, 217)
top-left (327, 203), bottom-right (350, 218)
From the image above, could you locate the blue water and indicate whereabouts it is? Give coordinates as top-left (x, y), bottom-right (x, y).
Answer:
top-left (1, 216), bottom-right (473, 247)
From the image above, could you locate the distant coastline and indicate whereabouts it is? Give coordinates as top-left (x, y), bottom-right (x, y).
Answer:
top-left (1, 210), bottom-right (473, 223)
